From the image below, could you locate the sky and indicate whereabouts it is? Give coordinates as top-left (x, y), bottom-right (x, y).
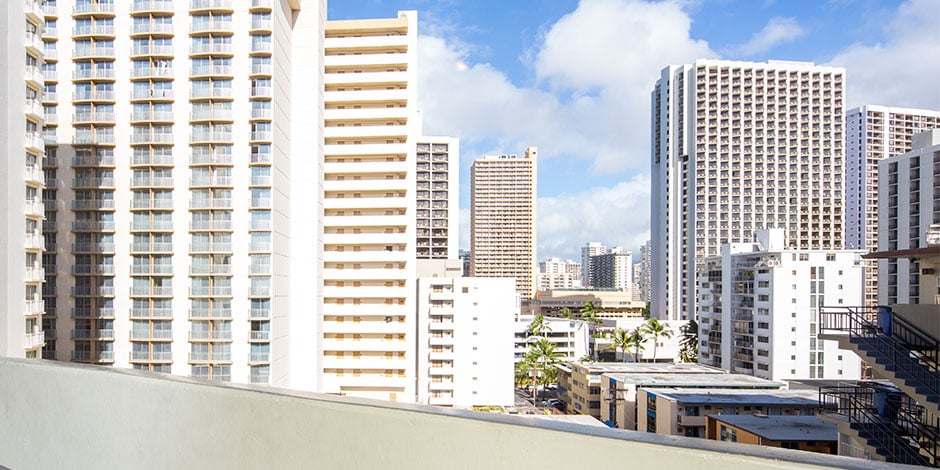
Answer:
top-left (328, 0), bottom-right (940, 262)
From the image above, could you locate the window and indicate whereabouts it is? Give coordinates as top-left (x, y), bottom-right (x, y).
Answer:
top-left (720, 425), bottom-right (737, 442)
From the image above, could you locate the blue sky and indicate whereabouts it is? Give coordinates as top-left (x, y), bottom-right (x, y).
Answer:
top-left (329, 0), bottom-right (940, 261)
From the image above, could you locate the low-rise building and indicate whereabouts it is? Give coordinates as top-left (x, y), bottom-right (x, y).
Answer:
top-left (706, 414), bottom-right (838, 455)
top-left (557, 362), bottom-right (727, 420)
top-left (638, 388), bottom-right (821, 438)
top-left (538, 257), bottom-right (582, 290)
top-left (513, 316), bottom-right (589, 363)
top-left (594, 318), bottom-right (687, 362)
top-left (601, 370), bottom-right (782, 430)
top-left (529, 289), bottom-right (644, 318)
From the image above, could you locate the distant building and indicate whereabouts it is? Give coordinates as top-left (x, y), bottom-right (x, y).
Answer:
top-left (877, 129), bottom-right (940, 305)
top-left (706, 414), bottom-right (838, 455)
top-left (639, 388), bottom-right (821, 438)
top-left (538, 257), bottom-right (581, 291)
top-left (636, 240), bottom-right (652, 303)
top-left (652, 60), bottom-right (845, 321)
top-left (594, 317), bottom-right (686, 363)
top-left (513, 316), bottom-right (589, 363)
top-left (580, 242), bottom-right (607, 288)
top-left (591, 247), bottom-right (632, 289)
top-left (458, 250), bottom-right (471, 277)
top-left (470, 148), bottom-right (538, 300)
top-left (600, 368), bottom-right (782, 430)
top-left (698, 229), bottom-right (865, 381)
top-left (529, 289), bottom-right (644, 319)
top-left (416, 137), bottom-right (459, 260)
top-left (416, 260), bottom-right (515, 407)
top-left (845, 106), bottom-right (940, 307)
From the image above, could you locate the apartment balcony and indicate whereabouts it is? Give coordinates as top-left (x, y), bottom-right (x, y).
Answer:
top-left (190, 21), bottom-right (234, 35)
top-left (70, 199), bottom-right (115, 210)
top-left (189, 176), bottom-right (233, 187)
top-left (189, 242), bottom-right (233, 253)
top-left (72, 133), bottom-right (115, 146)
top-left (190, 131), bottom-right (233, 143)
top-left (70, 351), bottom-right (114, 362)
top-left (190, 109), bottom-right (235, 122)
top-left (74, 90), bottom-right (116, 102)
top-left (24, 331), bottom-right (45, 349)
top-left (129, 329), bottom-right (173, 341)
top-left (248, 352), bottom-right (270, 364)
top-left (189, 220), bottom-right (232, 231)
top-left (24, 300), bottom-right (44, 316)
top-left (72, 264), bottom-right (116, 275)
top-left (24, 132), bottom-right (44, 153)
top-left (24, 267), bottom-right (45, 283)
top-left (131, 110), bottom-right (174, 122)
top-left (24, 0), bottom-right (43, 20)
top-left (189, 330), bottom-right (232, 341)
top-left (71, 329), bottom-right (115, 340)
top-left (321, 233), bottom-right (407, 246)
top-left (131, 0), bottom-right (175, 14)
top-left (72, 68), bottom-right (116, 81)
top-left (25, 200), bottom-right (44, 218)
top-left (72, 47), bottom-right (116, 59)
top-left (130, 307), bottom-right (173, 319)
top-left (250, 0), bottom-right (272, 9)
top-left (71, 307), bottom-right (115, 319)
top-left (249, 308), bottom-right (270, 319)
top-left (71, 286), bottom-right (115, 297)
top-left (190, 64), bottom-right (233, 77)
top-left (129, 351), bottom-right (173, 362)
top-left (190, 152), bottom-right (233, 165)
top-left (73, 1), bottom-right (116, 15)
top-left (131, 132), bottom-right (174, 145)
top-left (130, 44), bottom-right (175, 58)
top-left (25, 98), bottom-right (43, 120)
top-left (130, 286), bottom-right (174, 298)
top-left (131, 22), bottom-right (174, 36)
top-left (70, 242), bottom-right (115, 253)
top-left (24, 234), bottom-right (44, 251)
top-left (321, 249), bottom-right (407, 263)
top-left (43, 111), bottom-right (57, 125)
top-left (25, 164), bottom-right (44, 186)
top-left (188, 351), bottom-right (232, 363)
top-left (324, 106), bottom-right (410, 122)
top-left (250, 86), bottom-right (273, 98)
top-left (190, 87), bottom-right (232, 99)
top-left (189, 286), bottom-right (233, 297)
top-left (250, 64), bottom-right (272, 77)
top-left (250, 41), bottom-right (272, 55)
top-left (131, 176), bottom-right (174, 188)
top-left (250, 130), bottom-right (272, 142)
top-left (189, 198), bottom-right (232, 210)
top-left (130, 264), bottom-right (173, 276)
top-left (25, 65), bottom-right (44, 87)
top-left (249, 331), bottom-right (270, 341)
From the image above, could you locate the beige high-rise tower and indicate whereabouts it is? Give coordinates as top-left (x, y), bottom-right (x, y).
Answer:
top-left (470, 147), bottom-right (537, 300)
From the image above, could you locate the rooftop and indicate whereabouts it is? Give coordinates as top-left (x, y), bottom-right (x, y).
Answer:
top-left (606, 372), bottom-right (783, 388)
top-left (560, 362), bottom-right (727, 374)
top-left (644, 388), bottom-right (820, 406)
top-left (707, 415), bottom-right (838, 442)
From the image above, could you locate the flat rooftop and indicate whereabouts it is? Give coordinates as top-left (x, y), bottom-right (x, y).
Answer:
top-left (606, 372), bottom-right (783, 388)
top-left (708, 415), bottom-right (837, 442)
top-left (643, 388), bottom-right (820, 406)
top-left (561, 362), bottom-right (727, 374)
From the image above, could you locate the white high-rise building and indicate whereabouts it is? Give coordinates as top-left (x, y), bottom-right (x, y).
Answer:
top-left (416, 136), bottom-right (458, 260)
top-left (591, 247), bottom-right (632, 290)
top-left (320, 11), bottom-right (420, 401)
top-left (698, 230), bottom-right (864, 381)
top-left (416, 260), bottom-right (515, 407)
top-left (470, 147), bottom-right (538, 300)
top-left (580, 242), bottom-right (606, 288)
top-left (538, 257), bottom-right (581, 291)
top-left (877, 130), bottom-right (940, 305)
top-left (652, 60), bottom-right (845, 321)
top-left (0, 0), bottom-right (47, 358)
top-left (28, 0), bottom-right (323, 386)
top-left (845, 105), bottom-right (940, 306)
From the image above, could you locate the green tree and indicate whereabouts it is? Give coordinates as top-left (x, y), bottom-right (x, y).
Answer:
top-left (628, 327), bottom-right (647, 362)
top-left (559, 307), bottom-right (574, 319)
top-left (528, 313), bottom-right (551, 337)
top-left (579, 301), bottom-right (603, 325)
top-left (514, 361), bottom-right (532, 387)
top-left (525, 337), bottom-right (564, 402)
top-left (679, 319), bottom-right (699, 363)
top-left (608, 328), bottom-right (632, 361)
top-left (643, 317), bottom-right (674, 363)
top-left (641, 302), bottom-right (651, 319)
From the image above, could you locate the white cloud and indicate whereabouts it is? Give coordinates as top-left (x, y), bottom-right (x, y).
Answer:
top-left (730, 17), bottom-right (806, 57)
top-left (538, 175), bottom-right (652, 261)
top-left (418, 0), bottom-right (716, 175)
top-left (828, 0), bottom-right (940, 109)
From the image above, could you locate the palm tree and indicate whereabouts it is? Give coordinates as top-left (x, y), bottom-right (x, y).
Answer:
top-left (528, 313), bottom-right (551, 337)
top-left (643, 317), bottom-right (674, 363)
top-left (514, 361), bottom-right (532, 387)
top-left (608, 328), bottom-right (632, 361)
top-left (579, 301), bottom-right (603, 326)
top-left (679, 319), bottom-right (699, 363)
top-left (559, 307), bottom-right (574, 319)
top-left (627, 327), bottom-right (647, 362)
top-left (525, 337), bottom-right (563, 403)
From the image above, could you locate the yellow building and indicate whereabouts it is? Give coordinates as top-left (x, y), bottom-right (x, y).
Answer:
top-left (529, 288), bottom-right (644, 319)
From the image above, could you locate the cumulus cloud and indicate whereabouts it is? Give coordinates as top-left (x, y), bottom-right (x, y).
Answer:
top-left (538, 175), bottom-right (652, 260)
top-left (730, 17), bottom-right (806, 57)
top-left (828, 0), bottom-right (940, 109)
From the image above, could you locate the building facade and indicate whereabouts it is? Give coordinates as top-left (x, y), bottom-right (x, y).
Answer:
top-left (698, 230), bottom-right (864, 381)
top-left (0, 0), bottom-right (47, 358)
top-left (580, 242), bottom-right (606, 288)
top-left (636, 240), bottom-right (651, 303)
top-left (845, 105), bottom-right (940, 307)
top-left (591, 247), bottom-right (632, 289)
top-left (415, 136), bottom-right (458, 260)
top-left (877, 130), bottom-right (940, 305)
top-left (470, 147), bottom-right (537, 300)
top-left (538, 257), bottom-right (581, 291)
top-left (513, 316), bottom-right (589, 363)
top-left (652, 60), bottom-right (845, 321)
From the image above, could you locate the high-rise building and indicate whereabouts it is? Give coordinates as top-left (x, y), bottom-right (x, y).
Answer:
top-left (415, 136), bottom-right (458, 260)
top-left (470, 147), bottom-right (538, 300)
top-left (652, 60), bottom-right (845, 321)
top-left (537, 257), bottom-right (581, 291)
top-left (698, 230), bottom-right (864, 381)
top-left (845, 105), bottom-right (940, 306)
top-left (0, 0), bottom-right (47, 358)
top-left (29, 0), bottom-right (323, 386)
top-left (636, 240), bottom-right (652, 303)
top-left (590, 247), bottom-right (632, 289)
top-left (876, 130), bottom-right (940, 305)
top-left (320, 11), bottom-right (419, 401)
top-left (580, 242), bottom-right (606, 288)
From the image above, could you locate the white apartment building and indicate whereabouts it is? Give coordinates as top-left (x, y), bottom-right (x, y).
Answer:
top-left (0, 0), bottom-right (47, 358)
top-left (635, 240), bottom-right (652, 303)
top-left (513, 316), bottom-right (590, 363)
top-left (416, 260), bottom-right (515, 407)
top-left (845, 105), bottom-right (940, 306)
top-left (580, 242), bottom-right (606, 288)
top-left (470, 147), bottom-right (538, 300)
top-left (31, 0), bottom-right (321, 386)
top-left (877, 130), bottom-right (940, 305)
top-left (415, 136), bottom-right (458, 260)
top-left (538, 256), bottom-right (581, 291)
top-left (591, 247), bottom-right (632, 289)
top-left (652, 60), bottom-right (845, 321)
top-left (698, 230), bottom-right (864, 382)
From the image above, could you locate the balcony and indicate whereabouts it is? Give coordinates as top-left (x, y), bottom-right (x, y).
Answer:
top-left (188, 351), bottom-right (232, 363)
top-left (70, 351), bottom-right (114, 362)
top-left (131, 0), bottom-right (175, 13)
top-left (24, 300), bottom-right (44, 316)
top-left (189, 330), bottom-right (232, 341)
top-left (25, 65), bottom-right (43, 86)
top-left (24, 132), bottom-right (44, 152)
top-left (25, 331), bottom-right (45, 349)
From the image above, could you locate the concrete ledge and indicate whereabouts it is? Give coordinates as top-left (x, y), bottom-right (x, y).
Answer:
top-left (0, 358), bottom-right (911, 469)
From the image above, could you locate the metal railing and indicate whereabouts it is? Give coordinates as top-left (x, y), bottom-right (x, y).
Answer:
top-left (820, 384), bottom-right (937, 467)
top-left (820, 306), bottom-right (939, 400)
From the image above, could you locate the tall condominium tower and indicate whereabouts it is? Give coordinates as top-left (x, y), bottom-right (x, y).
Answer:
top-left (320, 11), bottom-right (419, 401)
top-left (415, 136), bottom-right (458, 260)
top-left (591, 247), bottom-right (632, 290)
top-left (580, 242), bottom-right (606, 288)
top-left (470, 147), bottom-right (538, 300)
top-left (636, 240), bottom-right (652, 303)
top-left (0, 0), bottom-right (47, 358)
top-left (845, 105), bottom-right (940, 306)
top-left (651, 60), bottom-right (845, 321)
top-left (31, 0), bottom-right (322, 386)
